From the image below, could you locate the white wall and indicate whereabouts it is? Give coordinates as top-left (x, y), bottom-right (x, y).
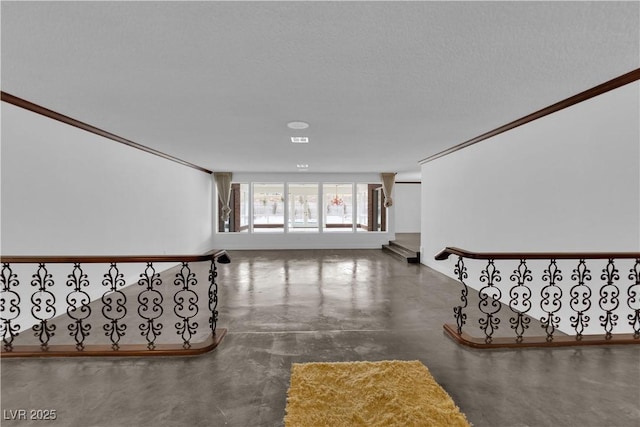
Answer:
top-left (213, 172), bottom-right (394, 250)
top-left (1, 102), bottom-right (215, 331)
top-left (394, 182), bottom-right (421, 233)
top-left (1, 103), bottom-right (214, 256)
top-left (420, 82), bottom-right (640, 335)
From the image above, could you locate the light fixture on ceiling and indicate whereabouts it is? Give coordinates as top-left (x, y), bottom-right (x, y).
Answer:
top-left (287, 121), bottom-right (309, 130)
top-left (297, 164), bottom-right (309, 170)
top-left (291, 137), bottom-right (309, 144)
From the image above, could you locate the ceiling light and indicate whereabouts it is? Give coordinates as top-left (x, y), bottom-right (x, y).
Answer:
top-left (296, 164), bottom-right (309, 168)
top-left (291, 137), bottom-right (309, 144)
top-left (287, 121), bottom-right (309, 130)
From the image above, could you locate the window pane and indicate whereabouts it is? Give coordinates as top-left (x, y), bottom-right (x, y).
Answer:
top-left (239, 183), bottom-right (249, 232)
top-left (288, 183), bottom-right (319, 232)
top-left (356, 183), bottom-right (369, 232)
top-left (323, 183), bottom-right (353, 232)
top-left (253, 183), bottom-right (284, 232)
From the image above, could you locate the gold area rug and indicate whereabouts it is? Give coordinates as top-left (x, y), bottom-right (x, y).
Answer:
top-left (284, 360), bottom-right (471, 427)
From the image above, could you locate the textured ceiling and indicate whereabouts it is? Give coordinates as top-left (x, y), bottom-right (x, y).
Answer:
top-left (2, 1), bottom-right (638, 177)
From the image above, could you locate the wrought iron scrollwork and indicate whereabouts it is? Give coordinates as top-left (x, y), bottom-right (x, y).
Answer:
top-left (540, 259), bottom-right (563, 341)
top-left (628, 259), bottom-right (640, 338)
top-left (31, 263), bottom-right (57, 348)
top-left (138, 263), bottom-right (163, 349)
top-left (570, 259), bottom-right (592, 339)
top-left (599, 259), bottom-right (620, 339)
top-left (478, 259), bottom-right (502, 343)
top-left (453, 256), bottom-right (469, 334)
top-left (0, 252), bottom-right (230, 356)
top-left (174, 262), bottom-right (199, 347)
top-left (508, 259), bottom-right (532, 342)
top-left (66, 263), bottom-right (92, 350)
top-left (102, 263), bottom-right (128, 349)
top-left (1, 263), bottom-right (21, 351)
top-left (208, 259), bottom-right (219, 335)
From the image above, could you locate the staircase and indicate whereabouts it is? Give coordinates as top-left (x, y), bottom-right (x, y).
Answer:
top-left (382, 234), bottom-right (420, 263)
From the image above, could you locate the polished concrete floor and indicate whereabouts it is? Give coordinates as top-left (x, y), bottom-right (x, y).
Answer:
top-left (1, 249), bottom-right (639, 427)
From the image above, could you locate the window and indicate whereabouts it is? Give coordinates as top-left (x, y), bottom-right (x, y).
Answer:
top-left (252, 183), bottom-right (284, 232)
top-left (356, 183), bottom-right (369, 232)
top-left (239, 183), bottom-right (249, 231)
top-left (323, 183), bottom-right (353, 232)
top-left (288, 183), bottom-right (319, 232)
top-left (217, 180), bottom-right (386, 233)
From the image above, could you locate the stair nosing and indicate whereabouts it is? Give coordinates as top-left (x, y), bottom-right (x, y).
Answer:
top-left (382, 245), bottom-right (419, 258)
top-left (388, 241), bottom-right (420, 253)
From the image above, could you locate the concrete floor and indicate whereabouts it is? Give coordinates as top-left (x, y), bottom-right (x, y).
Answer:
top-left (1, 249), bottom-right (639, 427)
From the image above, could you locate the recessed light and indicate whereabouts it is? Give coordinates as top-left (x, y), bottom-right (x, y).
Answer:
top-left (296, 164), bottom-right (309, 168)
top-left (287, 121), bottom-right (309, 130)
top-left (291, 137), bottom-right (309, 144)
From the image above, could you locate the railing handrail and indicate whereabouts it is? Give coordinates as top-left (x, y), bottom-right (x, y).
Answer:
top-left (435, 246), bottom-right (640, 261)
top-left (435, 246), bottom-right (640, 349)
top-left (1, 249), bottom-right (230, 357)
top-left (0, 249), bottom-right (230, 264)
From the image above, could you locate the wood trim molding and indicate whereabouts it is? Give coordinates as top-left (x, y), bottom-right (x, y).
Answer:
top-left (435, 246), bottom-right (640, 261)
top-left (252, 224), bottom-right (285, 229)
top-left (1, 330), bottom-right (227, 358)
top-left (0, 249), bottom-right (230, 264)
top-left (1, 91), bottom-right (213, 174)
top-left (419, 68), bottom-right (640, 164)
top-left (443, 324), bottom-right (639, 349)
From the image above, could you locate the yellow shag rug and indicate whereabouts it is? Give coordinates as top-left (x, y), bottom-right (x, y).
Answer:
top-left (284, 360), bottom-right (470, 427)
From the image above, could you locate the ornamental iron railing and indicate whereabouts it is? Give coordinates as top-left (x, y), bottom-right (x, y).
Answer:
top-left (435, 247), bottom-right (639, 349)
top-left (0, 250), bottom-right (230, 357)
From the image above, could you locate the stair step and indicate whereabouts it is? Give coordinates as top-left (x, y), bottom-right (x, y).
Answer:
top-left (382, 244), bottom-right (420, 263)
top-left (383, 244), bottom-right (415, 256)
top-left (388, 240), bottom-right (419, 252)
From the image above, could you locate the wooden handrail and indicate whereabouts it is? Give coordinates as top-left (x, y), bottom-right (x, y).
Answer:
top-left (0, 249), bottom-right (230, 264)
top-left (435, 246), bottom-right (640, 261)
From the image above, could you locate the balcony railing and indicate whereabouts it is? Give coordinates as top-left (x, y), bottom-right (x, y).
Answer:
top-left (435, 247), bottom-right (640, 349)
top-left (0, 250), bottom-right (230, 357)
